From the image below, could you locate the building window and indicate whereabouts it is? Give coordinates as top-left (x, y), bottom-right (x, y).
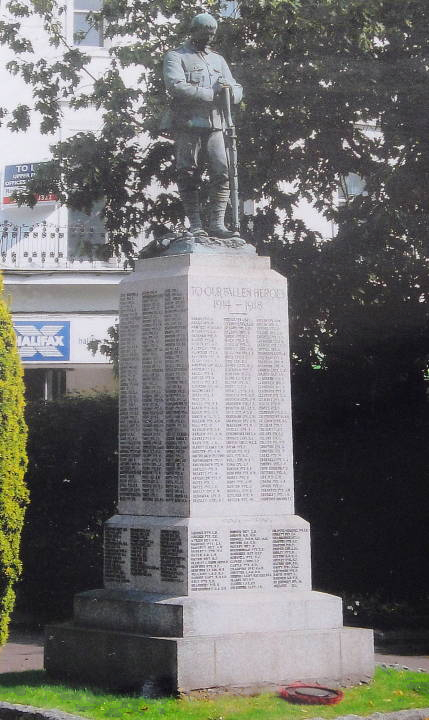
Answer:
top-left (73, 0), bottom-right (103, 46)
top-left (338, 173), bottom-right (367, 202)
top-left (68, 203), bottom-right (109, 259)
top-left (24, 369), bottom-right (67, 401)
top-left (219, 1), bottom-right (240, 18)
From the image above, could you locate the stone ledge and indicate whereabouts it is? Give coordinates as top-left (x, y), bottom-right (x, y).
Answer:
top-left (311, 712), bottom-right (429, 720)
top-left (74, 588), bottom-right (343, 636)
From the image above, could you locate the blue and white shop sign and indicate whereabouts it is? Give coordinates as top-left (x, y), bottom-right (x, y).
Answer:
top-left (14, 321), bottom-right (70, 362)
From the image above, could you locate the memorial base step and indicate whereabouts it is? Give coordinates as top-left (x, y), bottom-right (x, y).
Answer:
top-left (74, 588), bottom-right (343, 636)
top-left (44, 622), bottom-right (374, 693)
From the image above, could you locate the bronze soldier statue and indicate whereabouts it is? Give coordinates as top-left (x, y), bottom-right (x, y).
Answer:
top-left (163, 12), bottom-right (243, 239)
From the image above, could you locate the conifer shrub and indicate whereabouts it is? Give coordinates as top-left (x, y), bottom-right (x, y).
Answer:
top-left (0, 276), bottom-right (29, 643)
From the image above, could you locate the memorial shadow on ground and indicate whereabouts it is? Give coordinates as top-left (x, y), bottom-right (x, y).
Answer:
top-left (0, 670), bottom-right (50, 686)
top-left (0, 671), bottom-right (119, 695)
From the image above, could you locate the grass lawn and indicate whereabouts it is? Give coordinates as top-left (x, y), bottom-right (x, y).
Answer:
top-left (0, 668), bottom-right (427, 720)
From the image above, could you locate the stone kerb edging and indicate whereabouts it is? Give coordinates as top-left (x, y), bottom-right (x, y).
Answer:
top-left (0, 701), bottom-right (429, 720)
top-left (0, 702), bottom-right (87, 720)
top-left (311, 710), bottom-right (429, 720)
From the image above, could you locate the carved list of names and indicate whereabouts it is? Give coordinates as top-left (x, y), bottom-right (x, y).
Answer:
top-left (189, 281), bottom-right (293, 510)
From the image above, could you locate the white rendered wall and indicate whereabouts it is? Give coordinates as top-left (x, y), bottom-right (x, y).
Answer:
top-left (66, 364), bottom-right (116, 394)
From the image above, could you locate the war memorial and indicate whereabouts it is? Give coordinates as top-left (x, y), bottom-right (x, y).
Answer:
top-left (44, 13), bottom-right (374, 693)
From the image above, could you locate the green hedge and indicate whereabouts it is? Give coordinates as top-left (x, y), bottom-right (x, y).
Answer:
top-left (18, 380), bottom-right (429, 623)
top-left (293, 362), bottom-right (429, 603)
top-left (0, 277), bottom-right (29, 642)
top-left (18, 394), bottom-right (118, 620)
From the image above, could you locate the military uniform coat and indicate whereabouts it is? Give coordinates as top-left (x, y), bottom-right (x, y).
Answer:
top-left (163, 40), bottom-right (243, 131)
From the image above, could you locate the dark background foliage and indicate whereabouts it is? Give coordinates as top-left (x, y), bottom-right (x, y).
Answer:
top-left (17, 385), bottom-right (428, 623)
top-left (18, 395), bottom-right (117, 620)
top-left (293, 361), bottom-right (429, 603)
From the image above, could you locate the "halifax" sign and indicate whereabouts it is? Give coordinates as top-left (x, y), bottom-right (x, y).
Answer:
top-left (14, 321), bottom-right (70, 362)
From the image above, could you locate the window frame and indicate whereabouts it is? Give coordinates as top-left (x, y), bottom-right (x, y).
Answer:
top-left (72, 0), bottom-right (104, 48)
top-left (219, 1), bottom-right (240, 19)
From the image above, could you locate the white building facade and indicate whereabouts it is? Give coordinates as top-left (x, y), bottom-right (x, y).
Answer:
top-left (0, 0), bottom-right (129, 397)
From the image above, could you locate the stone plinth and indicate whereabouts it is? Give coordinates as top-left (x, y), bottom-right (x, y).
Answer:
top-left (44, 251), bottom-right (374, 692)
top-left (45, 624), bottom-right (374, 693)
top-left (118, 254), bottom-right (294, 518)
top-left (104, 514), bottom-right (311, 594)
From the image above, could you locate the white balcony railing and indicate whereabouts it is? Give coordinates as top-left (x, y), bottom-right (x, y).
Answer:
top-left (0, 225), bottom-right (127, 270)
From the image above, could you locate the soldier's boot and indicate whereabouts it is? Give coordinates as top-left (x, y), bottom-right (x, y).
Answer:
top-left (208, 186), bottom-right (236, 238)
top-left (180, 189), bottom-right (208, 237)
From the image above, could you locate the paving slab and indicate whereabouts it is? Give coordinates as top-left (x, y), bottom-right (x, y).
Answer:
top-left (0, 631), bottom-right (43, 673)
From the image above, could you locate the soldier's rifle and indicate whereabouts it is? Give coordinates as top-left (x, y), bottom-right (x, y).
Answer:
top-left (222, 86), bottom-right (240, 235)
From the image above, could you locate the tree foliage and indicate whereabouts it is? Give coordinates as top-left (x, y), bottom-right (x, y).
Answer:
top-left (88, 323), bottom-right (119, 377)
top-left (0, 276), bottom-right (28, 642)
top-left (1, 0), bottom-right (429, 364)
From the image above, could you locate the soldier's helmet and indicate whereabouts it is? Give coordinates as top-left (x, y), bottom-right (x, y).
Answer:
top-left (190, 12), bottom-right (218, 30)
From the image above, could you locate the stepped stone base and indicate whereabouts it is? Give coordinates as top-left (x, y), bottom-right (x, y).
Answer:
top-left (74, 588), bottom-right (343, 636)
top-left (43, 254), bottom-right (375, 693)
top-left (44, 622), bottom-right (374, 693)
